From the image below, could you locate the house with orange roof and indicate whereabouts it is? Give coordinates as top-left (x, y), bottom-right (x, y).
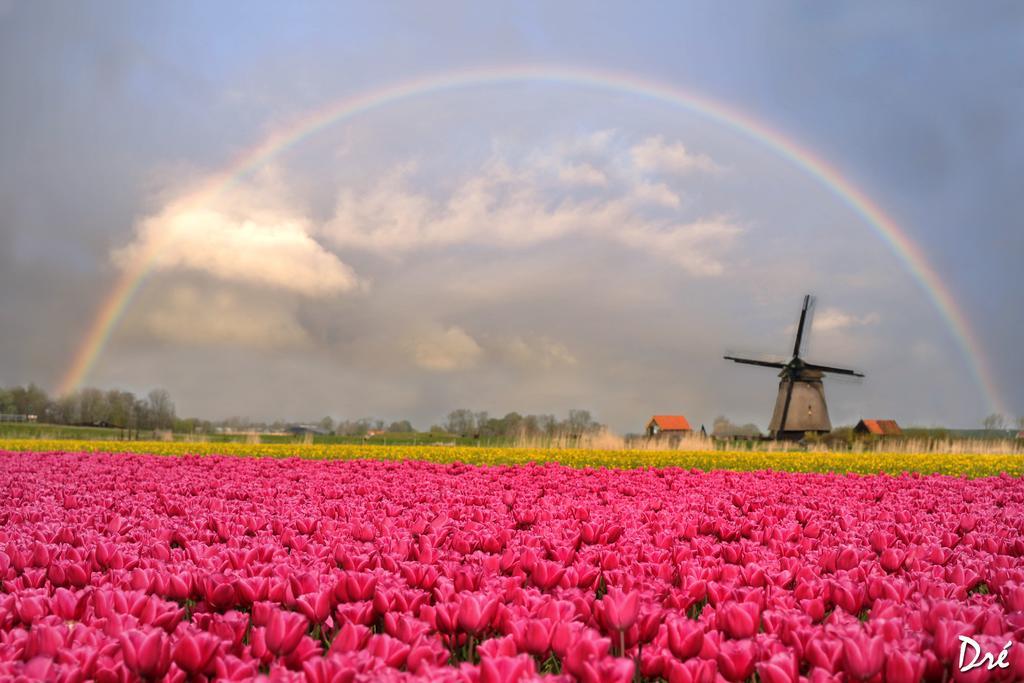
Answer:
top-left (853, 419), bottom-right (903, 437)
top-left (645, 415), bottom-right (692, 437)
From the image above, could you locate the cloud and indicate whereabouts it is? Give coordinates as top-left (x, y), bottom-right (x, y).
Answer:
top-left (630, 136), bottom-right (720, 174)
top-left (631, 181), bottom-right (682, 208)
top-left (412, 325), bottom-right (482, 371)
top-left (558, 162), bottom-right (607, 186)
top-left (812, 308), bottom-right (881, 331)
top-left (115, 176), bottom-right (362, 297)
top-left (135, 285), bottom-right (310, 349)
top-left (323, 135), bottom-right (738, 276)
top-left (614, 219), bottom-right (742, 276)
top-left (496, 336), bottom-right (578, 369)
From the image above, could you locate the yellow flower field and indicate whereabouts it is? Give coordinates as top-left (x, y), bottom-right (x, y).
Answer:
top-left (1, 438), bottom-right (1021, 477)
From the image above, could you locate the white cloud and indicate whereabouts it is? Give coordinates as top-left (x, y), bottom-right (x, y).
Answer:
top-left (615, 219), bottom-right (742, 276)
top-left (138, 285), bottom-right (309, 349)
top-left (497, 336), bottom-right (578, 369)
top-left (558, 162), bottom-right (607, 186)
top-left (322, 135), bottom-right (737, 276)
top-left (116, 176), bottom-right (362, 297)
top-left (631, 181), bottom-right (682, 208)
top-left (630, 136), bottom-right (720, 175)
top-left (412, 326), bottom-right (482, 371)
top-left (812, 308), bottom-right (881, 331)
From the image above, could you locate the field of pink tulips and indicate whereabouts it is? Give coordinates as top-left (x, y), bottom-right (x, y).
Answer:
top-left (2, 450), bottom-right (1024, 682)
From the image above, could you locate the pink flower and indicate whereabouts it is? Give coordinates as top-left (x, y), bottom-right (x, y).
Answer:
top-left (756, 652), bottom-right (799, 683)
top-left (120, 628), bottom-right (172, 679)
top-left (366, 633), bottom-right (410, 668)
top-left (841, 634), bottom-right (885, 680)
top-left (173, 631), bottom-right (221, 675)
top-left (303, 656), bottom-right (357, 683)
top-left (339, 572), bottom-right (377, 602)
top-left (885, 650), bottom-right (925, 683)
top-left (478, 634), bottom-right (519, 658)
top-left (805, 637), bottom-right (843, 673)
top-left (479, 655), bottom-right (537, 683)
top-left (716, 639), bottom-right (757, 682)
top-left (599, 588), bottom-right (640, 632)
top-left (202, 573), bottom-right (236, 611)
top-left (296, 589), bottom-right (333, 623)
top-left (666, 617), bottom-right (704, 660)
top-left (718, 601), bottom-right (760, 639)
top-left (529, 560), bottom-right (566, 590)
top-left (458, 593), bottom-right (499, 634)
top-left (509, 618), bottom-right (553, 656)
top-left (265, 609), bottom-right (308, 656)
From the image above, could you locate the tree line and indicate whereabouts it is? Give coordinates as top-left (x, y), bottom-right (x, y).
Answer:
top-left (0, 383), bottom-right (177, 433)
top-left (0, 384), bottom-right (608, 438)
top-left (440, 408), bottom-right (603, 438)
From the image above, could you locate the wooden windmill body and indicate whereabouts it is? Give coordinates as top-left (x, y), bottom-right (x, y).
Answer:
top-left (725, 295), bottom-right (864, 440)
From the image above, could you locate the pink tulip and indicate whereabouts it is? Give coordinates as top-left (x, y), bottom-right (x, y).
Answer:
top-left (805, 638), bottom-right (843, 673)
top-left (120, 628), bottom-right (172, 679)
top-left (296, 589), bottom-right (333, 623)
top-left (366, 633), bottom-right (410, 668)
top-left (666, 617), bottom-right (704, 660)
top-left (202, 573), bottom-right (236, 611)
top-left (340, 572), bottom-right (377, 602)
top-left (173, 631), bottom-right (221, 675)
top-left (530, 560), bottom-right (566, 590)
top-left (599, 588), bottom-right (640, 632)
top-left (479, 654), bottom-right (537, 683)
top-left (264, 609), bottom-right (308, 656)
top-left (51, 588), bottom-right (87, 621)
top-left (303, 656), bottom-right (357, 683)
top-left (756, 652), bottom-right (799, 683)
top-left (509, 618), bottom-right (552, 655)
top-left (458, 594), bottom-right (499, 634)
top-left (478, 634), bottom-right (519, 658)
top-left (841, 634), bottom-right (885, 680)
top-left (885, 650), bottom-right (925, 683)
top-left (716, 638), bottom-right (757, 682)
top-left (329, 622), bottom-right (371, 654)
top-left (718, 601), bottom-right (760, 639)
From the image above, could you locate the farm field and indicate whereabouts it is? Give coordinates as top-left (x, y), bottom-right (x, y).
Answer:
top-left (0, 422), bottom-right (476, 446)
top-left (1, 438), bottom-right (1023, 477)
top-left (1, 448), bottom-right (1024, 681)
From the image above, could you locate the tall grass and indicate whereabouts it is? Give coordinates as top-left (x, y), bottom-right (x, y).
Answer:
top-left (511, 430), bottom-right (1022, 455)
top-left (512, 429), bottom-right (717, 451)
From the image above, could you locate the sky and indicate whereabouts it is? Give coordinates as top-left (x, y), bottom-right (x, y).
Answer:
top-left (1, 1), bottom-right (1021, 432)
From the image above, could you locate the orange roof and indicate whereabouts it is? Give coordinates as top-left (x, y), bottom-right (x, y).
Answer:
top-left (857, 419), bottom-right (902, 436)
top-left (649, 415), bottom-right (691, 431)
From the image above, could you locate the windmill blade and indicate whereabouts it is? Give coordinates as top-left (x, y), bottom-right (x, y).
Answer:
top-left (791, 294), bottom-right (811, 358)
top-left (803, 362), bottom-right (865, 377)
top-left (724, 355), bottom-right (787, 369)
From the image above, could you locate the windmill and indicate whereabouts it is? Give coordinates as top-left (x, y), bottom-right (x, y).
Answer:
top-left (724, 295), bottom-right (864, 440)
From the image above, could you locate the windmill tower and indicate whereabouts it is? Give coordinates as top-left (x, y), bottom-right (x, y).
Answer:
top-left (725, 295), bottom-right (864, 440)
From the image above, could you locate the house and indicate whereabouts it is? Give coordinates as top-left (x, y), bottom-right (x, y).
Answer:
top-left (286, 424), bottom-right (328, 436)
top-left (853, 419), bottom-right (903, 437)
top-left (646, 415), bottom-right (692, 437)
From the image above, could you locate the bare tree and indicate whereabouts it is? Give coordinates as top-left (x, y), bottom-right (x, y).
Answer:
top-left (982, 413), bottom-right (1007, 433)
top-left (445, 409), bottom-right (475, 435)
top-left (147, 389), bottom-right (176, 431)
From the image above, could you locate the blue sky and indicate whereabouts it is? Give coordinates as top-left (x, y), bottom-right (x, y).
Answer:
top-left (1, 2), bottom-right (1021, 430)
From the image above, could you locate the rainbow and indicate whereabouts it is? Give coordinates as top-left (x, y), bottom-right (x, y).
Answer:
top-left (56, 65), bottom-right (1009, 416)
